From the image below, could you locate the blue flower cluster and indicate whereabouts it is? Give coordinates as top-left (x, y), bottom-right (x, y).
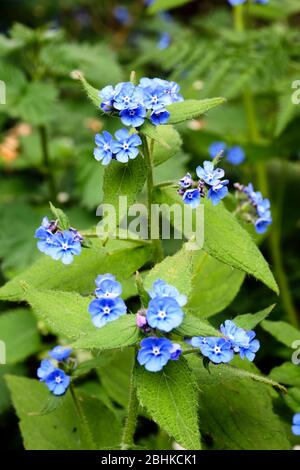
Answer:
top-left (37, 346), bottom-right (72, 396)
top-left (99, 78), bottom-right (183, 128)
top-left (35, 217), bottom-right (82, 264)
top-left (234, 182), bottom-right (272, 234)
top-left (178, 161), bottom-right (229, 208)
top-left (228, 0), bottom-right (268, 5)
top-left (209, 141), bottom-right (245, 166)
top-left (94, 129), bottom-right (142, 165)
top-left (136, 279), bottom-right (186, 372)
top-left (190, 320), bottom-right (260, 364)
top-left (292, 414), bottom-right (300, 436)
top-left (88, 273), bottom-right (127, 328)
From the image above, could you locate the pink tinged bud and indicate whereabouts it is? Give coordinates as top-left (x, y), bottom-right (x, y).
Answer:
top-left (136, 313), bottom-right (147, 329)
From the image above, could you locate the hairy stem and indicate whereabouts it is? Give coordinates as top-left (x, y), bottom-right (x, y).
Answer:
top-left (142, 135), bottom-right (164, 263)
top-left (70, 385), bottom-right (97, 450)
top-left (38, 125), bottom-right (56, 201)
top-left (121, 360), bottom-right (139, 450)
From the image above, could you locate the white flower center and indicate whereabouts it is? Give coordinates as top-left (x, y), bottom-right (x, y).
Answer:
top-left (55, 377), bottom-right (62, 384)
top-left (152, 347), bottom-right (160, 356)
top-left (62, 243), bottom-right (69, 250)
top-left (123, 143), bottom-right (129, 150)
top-left (158, 310), bottom-right (166, 319)
top-left (103, 307), bottom-right (110, 314)
top-left (124, 96), bottom-right (130, 103)
top-left (214, 346), bottom-right (221, 354)
top-left (103, 144), bottom-right (110, 151)
top-left (151, 96), bottom-right (158, 103)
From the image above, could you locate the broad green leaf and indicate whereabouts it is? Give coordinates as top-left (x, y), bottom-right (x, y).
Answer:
top-left (72, 315), bottom-right (140, 350)
top-left (175, 315), bottom-right (220, 337)
top-left (261, 320), bottom-right (300, 348)
top-left (49, 202), bottom-right (70, 230)
top-left (188, 356), bottom-right (290, 450)
top-left (284, 387), bottom-right (300, 412)
top-left (144, 244), bottom-right (194, 298)
top-left (234, 305), bottom-right (275, 330)
top-left (24, 287), bottom-right (93, 340)
top-left (0, 308), bottom-right (41, 364)
top-left (152, 125), bottom-right (182, 167)
top-left (148, 0), bottom-right (197, 14)
top-left (6, 376), bottom-right (121, 450)
top-left (0, 364), bottom-right (26, 414)
top-left (0, 239), bottom-right (152, 301)
top-left (75, 71), bottom-right (101, 108)
top-left (97, 349), bottom-right (134, 408)
top-left (187, 251), bottom-right (245, 318)
top-left (135, 358), bottom-right (201, 450)
top-left (269, 363), bottom-right (300, 387)
top-left (167, 98), bottom-right (226, 124)
top-left (154, 187), bottom-right (278, 293)
top-left (140, 121), bottom-right (170, 148)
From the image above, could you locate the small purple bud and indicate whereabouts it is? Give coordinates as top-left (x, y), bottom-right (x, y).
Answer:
top-left (169, 343), bottom-right (182, 360)
top-left (136, 313), bottom-right (148, 329)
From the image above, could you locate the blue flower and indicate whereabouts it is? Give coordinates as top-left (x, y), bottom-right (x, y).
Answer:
top-left (255, 216), bottom-right (272, 234)
top-left (95, 273), bottom-right (116, 287)
top-left (49, 346), bottom-right (72, 361)
top-left (113, 82), bottom-right (142, 111)
top-left (37, 359), bottom-right (55, 381)
top-left (142, 84), bottom-right (171, 111)
top-left (99, 85), bottom-right (116, 112)
top-left (292, 414), bottom-right (300, 436)
top-left (209, 141), bottom-right (227, 159)
top-left (228, 0), bottom-right (246, 5)
top-left (137, 337), bottom-right (173, 372)
top-left (179, 173), bottom-right (193, 188)
top-left (35, 226), bottom-right (56, 256)
top-left (119, 105), bottom-right (146, 128)
top-left (148, 279), bottom-right (187, 307)
top-left (146, 296), bottom-right (184, 332)
top-left (169, 343), bottom-right (182, 360)
top-left (150, 108), bottom-right (170, 125)
top-left (138, 77), bottom-right (183, 104)
top-left (51, 230), bottom-right (82, 265)
top-left (207, 180), bottom-right (229, 205)
top-left (227, 146), bottom-right (245, 165)
top-left (88, 297), bottom-right (127, 328)
top-left (113, 6), bottom-right (132, 25)
top-left (192, 336), bottom-right (234, 364)
top-left (110, 129), bottom-right (142, 163)
top-left (196, 161), bottom-right (225, 186)
top-left (94, 131), bottom-right (115, 165)
top-left (157, 32), bottom-right (171, 50)
top-left (220, 320), bottom-right (260, 362)
top-left (182, 189), bottom-right (201, 209)
top-left (95, 278), bottom-right (122, 299)
top-left (45, 369), bottom-right (70, 396)
top-left (257, 198), bottom-right (270, 218)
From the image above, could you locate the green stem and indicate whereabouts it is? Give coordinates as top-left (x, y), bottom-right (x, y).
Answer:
top-left (233, 5), bottom-right (298, 327)
top-left (121, 360), bottom-right (139, 450)
top-left (70, 385), bottom-right (97, 450)
top-left (82, 233), bottom-right (150, 245)
top-left (38, 125), bottom-right (56, 201)
top-left (142, 135), bottom-right (164, 263)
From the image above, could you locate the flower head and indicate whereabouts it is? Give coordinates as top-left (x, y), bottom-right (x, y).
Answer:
top-left (120, 105), bottom-right (146, 128)
top-left (150, 108), bottom-right (170, 125)
top-left (179, 173), bottom-right (193, 189)
top-left (148, 279), bottom-right (187, 307)
top-left (142, 83), bottom-right (171, 111)
top-left (137, 337), bottom-right (173, 372)
top-left (157, 32), bottom-right (171, 50)
top-left (88, 297), bottom-right (127, 328)
top-left (49, 346), bottom-right (72, 361)
top-left (146, 296), bottom-right (184, 332)
top-left (207, 180), bottom-right (229, 205)
top-left (220, 320), bottom-right (260, 362)
top-left (94, 131), bottom-right (115, 165)
top-left (35, 227), bottom-right (56, 256)
top-left (45, 369), bottom-right (70, 396)
top-left (209, 141), bottom-right (227, 159)
top-left (37, 359), bottom-right (55, 381)
top-left (292, 414), bottom-right (300, 436)
top-left (95, 278), bottom-right (122, 299)
top-left (227, 146), bottom-right (245, 165)
top-left (182, 189), bottom-right (201, 209)
top-left (99, 85), bottom-right (116, 112)
top-left (113, 6), bottom-right (132, 25)
top-left (193, 336), bottom-right (234, 364)
top-left (255, 215), bottom-right (272, 234)
top-left (51, 230), bottom-right (82, 265)
top-left (110, 128), bottom-right (142, 163)
top-left (113, 82), bottom-right (142, 111)
top-left (196, 161), bottom-right (225, 186)
top-left (95, 273), bottom-right (116, 287)
top-left (169, 343), bottom-right (182, 360)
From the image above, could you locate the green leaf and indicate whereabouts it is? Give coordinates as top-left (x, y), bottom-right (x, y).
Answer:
top-left (154, 187), bottom-right (279, 293)
top-left (234, 305), bottom-right (275, 330)
top-left (0, 239), bottom-right (152, 301)
top-left (167, 98), bottom-right (226, 124)
top-left (6, 376), bottom-right (122, 450)
top-left (24, 287), bottom-right (93, 340)
top-left (72, 315), bottom-right (140, 350)
top-left (0, 308), bottom-right (41, 364)
top-left (187, 251), bottom-right (245, 318)
top-left (148, 0), bottom-right (194, 14)
top-left (144, 244), bottom-right (194, 298)
top-left (152, 125), bottom-right (182, 167)
top-left (74, 71), bottom-right (101, 108)
top-left (261, 320), bottom-right (300, 348)
top-left (175, 315), bottom-right (220, 337)
top-left (135, 358), bottom-right (201, 450)
top-left (49, 202), bottom-right (70, 231)
top-left (269, 363), bottom-right (300, 387)
top-left (188, 356), bottom-right (290, 450)
top-left (140, 122), bottom-right (170, 148)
